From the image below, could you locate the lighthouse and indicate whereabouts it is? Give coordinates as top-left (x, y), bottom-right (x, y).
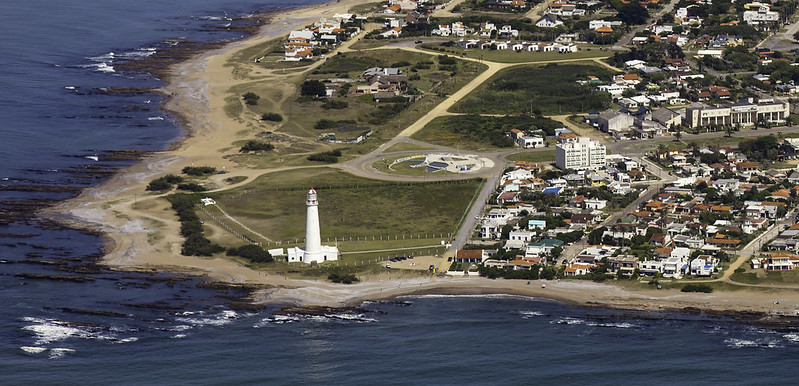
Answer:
top-left (286, 188), bottom-right (339, 264)
top-left (304, 188), bottom-right (322, 262)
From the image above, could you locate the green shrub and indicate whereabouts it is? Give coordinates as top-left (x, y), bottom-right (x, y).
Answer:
top-left (146, 179), bottom-right (172, 192)
top-left (146, 174), bottom-right (185, 191)
top-left (301, 80), bottom-right (327, 97)
top-left (227, 244), bottom-right (273, 263)
top-left (261, 113), bottom-right (283, 122)
top-left (328, 272), bottom-right (359, 284)
top-left (314, 119), bottom-right (356, 130)
top-left (240, 140), bottom-right (275, 152)
top-left (177, 183), bottom-right (207, 192)
top-left (167, 194), bottom-right (224, 256)
top-left (307, 150), bottom-right (342, 163)
top-left (182, 166), bottom-right (217, 176)
top-left (681, 284), bottom-right (713, 293)
top-left (242, 92), bottom-right (260, 105)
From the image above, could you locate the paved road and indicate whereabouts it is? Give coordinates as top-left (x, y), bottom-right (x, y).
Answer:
top-left (613, 0), bottom-right (679, 49)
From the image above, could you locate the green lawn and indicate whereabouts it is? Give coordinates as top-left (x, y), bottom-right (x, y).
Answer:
top-left (382, 142), bottom-right (435, 153)
top-left (455, 62), bottom-right (616, 115)
top-left (212, 168), bottom-right (483, 243)
top-left (505, 149), bottom-right (555, 163)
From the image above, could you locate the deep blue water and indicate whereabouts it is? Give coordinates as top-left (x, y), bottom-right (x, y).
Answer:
top-left (2, 0), bottom-right (799, 382)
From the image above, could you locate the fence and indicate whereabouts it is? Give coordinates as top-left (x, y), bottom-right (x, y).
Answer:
top-left (199, 205), bottom-right (453, 248)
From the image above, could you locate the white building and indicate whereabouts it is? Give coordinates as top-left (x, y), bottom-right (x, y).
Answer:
top-left (743, 5), bottom-right (779, 25)
top-left (555, 137), bottom-right (606, 170)
top-left (287, 189), bottom-right (339, 264)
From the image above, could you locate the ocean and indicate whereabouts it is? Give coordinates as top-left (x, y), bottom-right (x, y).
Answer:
top-left (1, 0), bottom-right (798, 383)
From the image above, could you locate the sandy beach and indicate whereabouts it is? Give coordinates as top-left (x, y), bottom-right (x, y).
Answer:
top-left (42, 0), bottom-right (799, 319)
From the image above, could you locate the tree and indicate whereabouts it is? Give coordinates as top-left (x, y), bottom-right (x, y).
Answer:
top-left (242, 92), bottom-right (260, 105)
top-left (617, 2), bottom-right (649, 25)
top-left (588, 226), bottom-right (607, 245)
top-left (725, 125), bottom-right (733, 137)
top-left (301, 80), bottom-right (327, 97)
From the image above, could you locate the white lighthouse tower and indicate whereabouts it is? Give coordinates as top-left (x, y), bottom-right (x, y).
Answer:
top-left (286, 188), bottom-right (339, 264)
top-left (303, 188), bottom-right (323, 262)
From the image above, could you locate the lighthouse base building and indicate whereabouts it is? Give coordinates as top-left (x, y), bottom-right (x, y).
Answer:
top-left (286, 245), bottom-right (339, 264)
top-left (286, 188), bottom-right (339, 264)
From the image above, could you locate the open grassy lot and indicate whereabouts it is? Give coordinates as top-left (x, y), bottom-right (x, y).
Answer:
top-left (418, 43), bottom-right (612, 63)
top-left (412, 114), bottom-right (560, 151)
top-left (455, 62), bottom-right (616, 115)
top-left (212, 168), bottom-right (483, 243)
top-left (382, 142), bottom-right (434, 153)
top-left (505, 149), bottom-right (556, 163)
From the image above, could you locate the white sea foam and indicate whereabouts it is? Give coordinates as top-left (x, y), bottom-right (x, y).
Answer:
top-left (22, 317), bottom-right (87, 345)
top-left (783, 333), bottom-right (799, 342)
top-left (554, 317), bottom-right (585, 325)
top-left (147, 116), bottom-right (164, 121)
top-left (94, 63), bottom-right (116, 73)
top-left (49, 348), bottom-right (76, 359)
top-left (725, 338), bottom-right (783, 349)
top-left (172, 334), bottom-right (187, 339)
top-left (519, 311), bottom-right (544, 318)
top-left (20, 346), bottom-right (47, 354)
top-left (588, 322), bottom-right (637, 329)
top-left (254, 312), bottom-right (377, 328)
top-left (176, 310), bottom-right (239, 327)
top-left (113, 337), bottom-right (139, 344)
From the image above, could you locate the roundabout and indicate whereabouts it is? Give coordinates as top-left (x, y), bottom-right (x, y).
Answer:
top-left (384, 153), bottom-right (494, 175)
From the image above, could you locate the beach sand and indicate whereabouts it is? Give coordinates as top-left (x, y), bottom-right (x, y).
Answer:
top-left (44, 0), bottom-right (799, 318)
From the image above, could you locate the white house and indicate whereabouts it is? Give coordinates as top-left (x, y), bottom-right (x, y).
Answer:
top-left (518, 136), bottom-right (544, 148)
top-left (535, 14), bottom-right (564, 28)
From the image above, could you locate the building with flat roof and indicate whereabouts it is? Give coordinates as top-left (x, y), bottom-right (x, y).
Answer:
top-left (555, 137), bottom-right (606, 170)
top-left (684, 99), bottom-right (789, 129)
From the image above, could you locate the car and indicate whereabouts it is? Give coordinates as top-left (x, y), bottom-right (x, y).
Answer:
top-left (447, 257), bottom-right (452, 262)
top-left (407, 254), bottom-right (414, 259)
top-left (429, 264), bottom-right (436, 271)
top-left (415, 40), bottom-right (423, 44)
top-left (386, 263), bottom-right (391, 268)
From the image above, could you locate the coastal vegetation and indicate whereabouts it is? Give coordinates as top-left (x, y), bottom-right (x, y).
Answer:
top-left (239, 140), bottom-right (275, 153)
top-left (182, 166), bottom-right (217, 176)
top-left (681, 284), bottom-right (714, 293)
top-left (261, 113), bottom-right (283, 122)
top-left (176, 183), bottom-right (207, 192)
top-left (307, 150), bottom-right (342, 163)
top-left (146, 174), bottom-right (184, 192)
top-left (168, 194), bottom-right (224, 256)
top-left (455, 63), bottom-right (615, 115)
top-left (242, 92), bottom-right (260, 105)
top-left (327, 271), bottom-right (359, 284)
top-left (227, 244), bottom-right (273, 263)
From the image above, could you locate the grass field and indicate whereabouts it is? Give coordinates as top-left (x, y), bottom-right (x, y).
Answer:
top-left (382, 142), bottom-right (435, 153)
top-left (505, 149), bottom-right (555, 163)
top-left (455, 62), bottom-right (616, 116)
top-left (418, 44), bottom-right (612, 64)
top-left (211, 168), bottom-right (483, 244)
top-left (412, 114), bottom-right (559, 151)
